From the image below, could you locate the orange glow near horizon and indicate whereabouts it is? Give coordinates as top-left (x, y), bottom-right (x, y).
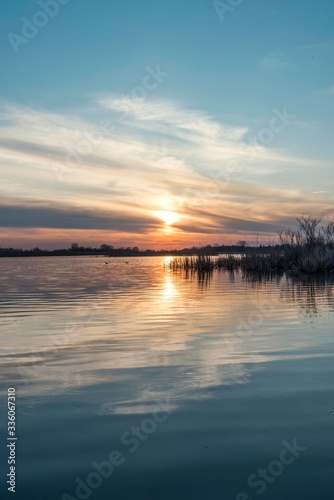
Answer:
top-left (0, 226), bottom-right (279, 250)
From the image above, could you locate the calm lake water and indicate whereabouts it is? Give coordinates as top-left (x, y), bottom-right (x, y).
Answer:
top-left (1, 256), bottom-right (334, 499)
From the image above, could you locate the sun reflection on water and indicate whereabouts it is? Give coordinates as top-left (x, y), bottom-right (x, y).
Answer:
top-left (162, 273), bottom-right (178, 300)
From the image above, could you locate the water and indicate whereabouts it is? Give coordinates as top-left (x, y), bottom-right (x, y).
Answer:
top-left (1, 256), bottom-right (334, 499)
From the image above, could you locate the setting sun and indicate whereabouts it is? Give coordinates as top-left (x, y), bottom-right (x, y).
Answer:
top-left (156, 211), bottom-right (181, 226)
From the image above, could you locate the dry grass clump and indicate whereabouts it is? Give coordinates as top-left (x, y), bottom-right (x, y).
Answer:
top-left (279, 216), bottom-right (334, 275)
top-left (165, 254), bottom-right (216, 272)
top-left (165, 216), bottom-right (334, 276)
top-left (165, 252), bottom-right (285, 274)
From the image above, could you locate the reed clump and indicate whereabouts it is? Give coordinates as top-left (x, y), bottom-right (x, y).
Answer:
top-left (279, 216), bottom-right (334, 275)
top-left (166, 254), bottom-right (216, 272)
top-left (216, 251), bottom-right (285, 274)
top-left (165, 216), bottom-right (334, 276)
top-left (165, 252), bottom-right (285, 274)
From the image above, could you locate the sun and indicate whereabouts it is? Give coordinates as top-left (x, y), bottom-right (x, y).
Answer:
top-left (156, 211), bottom-right (180, 226)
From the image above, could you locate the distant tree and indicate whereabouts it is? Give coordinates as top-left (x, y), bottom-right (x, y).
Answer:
top-left (70, 243), bottom-right (79, 251)
top-left (100, 244), bottom-right (113, 252)
top-left (237, 240), bottom-right (247, 247)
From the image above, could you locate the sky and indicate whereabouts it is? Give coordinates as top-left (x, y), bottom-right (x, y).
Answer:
top-left (0, 0), bottom-right (333, 249)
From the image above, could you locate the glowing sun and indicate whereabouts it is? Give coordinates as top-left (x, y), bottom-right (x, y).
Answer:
top-left (156, 211), bottom-right (180, 226)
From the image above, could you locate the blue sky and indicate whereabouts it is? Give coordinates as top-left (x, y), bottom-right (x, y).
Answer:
top-left (0, 0), bottom-right (333, 248)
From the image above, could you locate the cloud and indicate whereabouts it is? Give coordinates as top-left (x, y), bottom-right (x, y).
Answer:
top-left (259, 52), bottom-right (291, 69)
top-left (259, 40), bottom-right (334, 72)
top-left (0, 202), bottom-right (158, 233)
top-left (98, 96), bottom-right (247, 140)
top-left (0, 97), bottom-right (331, 247)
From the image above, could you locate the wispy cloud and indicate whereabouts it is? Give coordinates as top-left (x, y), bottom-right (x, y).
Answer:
top-left (259, 39), bottom-right (334, 71)
top-left (98, 96), bottom-right (247, 140)
top-left (0, 98), bottom-right (331, 248)
top-left (259, 52), bottom-right (292, 70)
